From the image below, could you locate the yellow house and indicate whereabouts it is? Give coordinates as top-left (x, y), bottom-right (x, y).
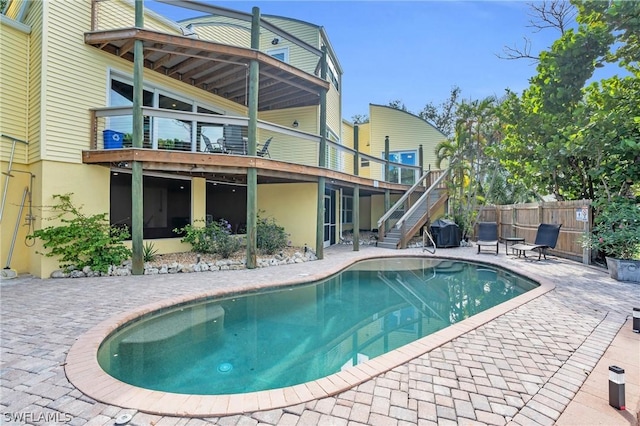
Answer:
top-left (0, 0), bottom-right (447, 278)
top-left (342, 105), bottom-right (449, 235)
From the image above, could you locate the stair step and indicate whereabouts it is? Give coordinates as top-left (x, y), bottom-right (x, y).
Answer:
top-left (377, 241), bottom-right (399, 249)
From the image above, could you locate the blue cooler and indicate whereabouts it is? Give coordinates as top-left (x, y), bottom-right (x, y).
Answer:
top-left (103, 130), bottom-right (124, 149)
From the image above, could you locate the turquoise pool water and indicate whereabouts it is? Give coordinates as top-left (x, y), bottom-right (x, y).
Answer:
top-left (98, 258), bottom-right (538, 395)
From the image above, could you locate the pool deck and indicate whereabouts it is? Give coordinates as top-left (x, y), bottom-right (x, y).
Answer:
top-left (1, 245), bottom-right (639, 425)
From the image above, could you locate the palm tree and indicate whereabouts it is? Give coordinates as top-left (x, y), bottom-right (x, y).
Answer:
top-left (435, 97), bottom-right (500, 237)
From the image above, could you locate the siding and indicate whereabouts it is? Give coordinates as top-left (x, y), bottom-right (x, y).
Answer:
top-left (353, 122), bottom-right (371, 179)
top-left (326, 84), bottom-right (341, 137)
top-left (42, 1), bottom-right (246, 164)
top-left (340, 121), bottom-right (355, 175)
top-left (262, 16), bottom-right (320, 75)
top-left (184, 16), bottom-right (251, 47)
top-left (184, 15), bottom-right (322, 77)
top-left (258, 106), bottom-right (318, 166)
top-left (369, 105), bottom-right (447, 179)
top-left (0, 19), bottom-right (30, 164)
top-left (25, 0), bottom-right (42, 162)
top-left (95, 0), bottom-right (182, 33)
top-left (44, 1), bottom-right (115, 162)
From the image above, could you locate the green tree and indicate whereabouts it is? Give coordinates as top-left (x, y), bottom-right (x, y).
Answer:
top-left (387, 99), bottom-right (408, 112)
top-left (419, 86), bottom-right (461, 137)
top-left (497, 0), bottom-right (618, 200)
top-left (351, 114), bottom-right (369, 124)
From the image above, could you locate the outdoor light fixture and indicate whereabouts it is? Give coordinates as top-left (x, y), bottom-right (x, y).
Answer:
top-left (608, 365), bottom-right (625, 410)
top-left (633, 308), bottom-right (640, 333)
top-left (271, 38), bottom-right (279, 45)
top-left (292, 120), bottom-right (299, 128)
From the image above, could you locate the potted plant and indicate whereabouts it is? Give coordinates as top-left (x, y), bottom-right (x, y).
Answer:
top-left (586, 197), bottom-right (640, 283)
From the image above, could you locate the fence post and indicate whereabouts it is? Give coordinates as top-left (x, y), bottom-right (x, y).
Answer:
top-left (538, 202), bottom-right (544, 224)
top-left (496, 206), bottom-right (502, 241)
top-left (583, 202), bottom-right (592, 265)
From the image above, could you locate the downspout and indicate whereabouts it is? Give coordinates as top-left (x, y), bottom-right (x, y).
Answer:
top-left (245, 7), bottom-right (260, 269)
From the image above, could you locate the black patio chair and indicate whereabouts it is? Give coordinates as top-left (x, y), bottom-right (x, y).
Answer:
top-left (257, 137), bottom-right (272, 158)
top-left (476, 222), bottom-right (499, 255)
top-left (511, 223), bottom-right (562, 260)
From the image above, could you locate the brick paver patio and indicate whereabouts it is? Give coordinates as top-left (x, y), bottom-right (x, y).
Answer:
top-left (1, 245), bottom-right (638, 425)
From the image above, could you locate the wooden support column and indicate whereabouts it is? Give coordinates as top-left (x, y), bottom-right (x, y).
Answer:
top-left (316, 46), bottom-right (328, 259)
top-left (246, 7), bottom-right (260, 269)
top-left (384, 135), bottom-right (390, 233)
top-left (353, 125), bottom-right (360, 251)
top-left (131, 0), bottom-right (144, 275)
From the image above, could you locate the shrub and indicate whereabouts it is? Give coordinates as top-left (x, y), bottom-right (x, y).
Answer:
top-left (174, 218), bottom-right (241, 258)
top-left (257, 215), bottom-right (289, 254)
top-left (143, 242), bottom-right (158, 262)
top-left (585, 197), bottom-right (640, 260)
top-left (28, 193), bottom-right (132, 273)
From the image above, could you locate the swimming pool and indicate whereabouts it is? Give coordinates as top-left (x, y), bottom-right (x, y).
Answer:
top-left (96, 257), bottom-right (538, 396)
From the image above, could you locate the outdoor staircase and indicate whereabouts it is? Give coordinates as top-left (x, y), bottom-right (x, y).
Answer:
top-left (377, 169), bottom-right (450, 250)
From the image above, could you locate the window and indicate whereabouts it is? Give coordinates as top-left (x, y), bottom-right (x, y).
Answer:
top-left (326, 56), bottom-right (340, 92)
top-left (360, 158), bottom-right (370, 168)
top-left (342, 195), bottom-right (353, 224)
top-left (383, 150), bottom-right (418, 185)
top-left (108, 74), bottom-right (223, 152)
top-left (110, 174), bottom-right (191, 239)
top-left (267, 47), bottom-right (289, 63)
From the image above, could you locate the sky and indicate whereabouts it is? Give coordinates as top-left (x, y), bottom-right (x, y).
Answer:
top-left (145, 1), bottom-right (619, 121)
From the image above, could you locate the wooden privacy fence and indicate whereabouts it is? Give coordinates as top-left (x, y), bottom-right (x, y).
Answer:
top-left (475, 200), bottom-right (592, 263)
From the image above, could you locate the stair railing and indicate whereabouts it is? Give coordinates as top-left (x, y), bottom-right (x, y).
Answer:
top-left (395, 167), bottom-right (451, 247)
top-left (377, 170), bottom-right (432, 242)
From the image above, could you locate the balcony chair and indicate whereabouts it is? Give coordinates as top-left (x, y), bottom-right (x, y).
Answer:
top-left (511, 223), bottom-right (562, 260)
top-left (202, 134), bottom-right (225, 153)
top-left (476, 222), bottom-right (499, 255)
top-left (257, 137), bottom-right (273, 158)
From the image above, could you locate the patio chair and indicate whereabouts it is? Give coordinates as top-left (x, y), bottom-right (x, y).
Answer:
top-left (202, 134), bottom-right (225, 153)
top-left (476, 222), bottom-right (499, 255)
top-left (511, 223), bottom-right (562, 260)
top-left (257, 137), bottom-right (272, 158)
top-left (223, 125), bottom-right (246, 155)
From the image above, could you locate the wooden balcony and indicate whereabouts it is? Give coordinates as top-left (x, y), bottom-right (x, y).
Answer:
top-left (85, 107), bottom-right (422, 194)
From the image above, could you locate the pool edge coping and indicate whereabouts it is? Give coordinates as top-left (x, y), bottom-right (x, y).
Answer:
top-left (64, 253), bottom-right (555, 417)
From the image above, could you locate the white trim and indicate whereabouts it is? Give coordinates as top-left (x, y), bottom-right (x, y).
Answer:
top-left (0, 14), bottom-right (31, 33)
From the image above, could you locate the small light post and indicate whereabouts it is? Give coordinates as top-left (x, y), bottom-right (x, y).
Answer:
top-left (633, 308), bottom-right (640, 333)
top-left (608, 365), bottom-right (625, 410)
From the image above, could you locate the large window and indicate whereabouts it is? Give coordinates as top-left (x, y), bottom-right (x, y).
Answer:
top-left (110, 174), bottom-right (191, 239)
top-left (108, 75), bottom-right (224, 152)
top-left (383, 151), bottom-right (418, 185)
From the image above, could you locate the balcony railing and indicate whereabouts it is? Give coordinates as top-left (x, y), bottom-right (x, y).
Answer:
top-left (90, 106), bottom-right (422, 184)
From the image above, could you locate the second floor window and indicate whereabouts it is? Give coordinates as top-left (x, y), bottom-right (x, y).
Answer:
top-left (267, 47), bottom-right (289, 63)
